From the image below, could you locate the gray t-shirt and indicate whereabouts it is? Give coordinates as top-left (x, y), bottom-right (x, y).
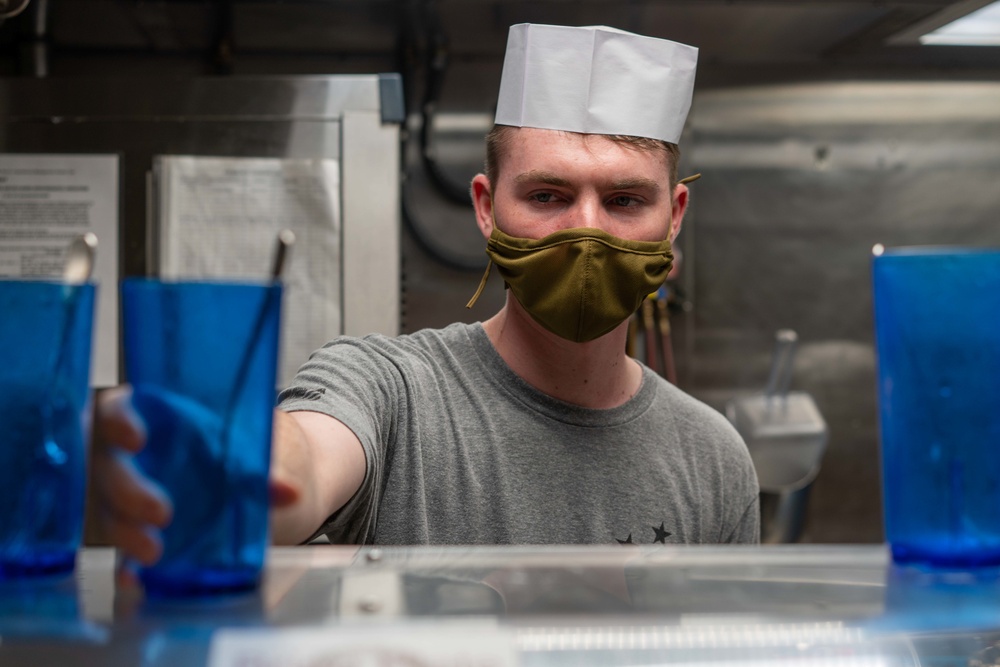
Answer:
top-left (278, 322), bottom-right (759, 546)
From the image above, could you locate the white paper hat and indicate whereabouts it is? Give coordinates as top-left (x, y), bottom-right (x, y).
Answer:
top-left (495, 24), bottom-right (698, 144)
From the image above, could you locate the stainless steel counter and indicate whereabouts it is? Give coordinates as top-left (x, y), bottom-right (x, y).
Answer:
top-left (2, 545), bottom-right (1000, 665)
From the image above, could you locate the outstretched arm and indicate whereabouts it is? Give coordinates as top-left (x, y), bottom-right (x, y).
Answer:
top-left (91, 387), bottom-right (367, 564)
top-left (268, 409), bottom-right (366, 545)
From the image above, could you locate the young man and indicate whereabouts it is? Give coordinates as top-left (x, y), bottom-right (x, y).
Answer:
top-left (94, 24), bottom-right (759, 564)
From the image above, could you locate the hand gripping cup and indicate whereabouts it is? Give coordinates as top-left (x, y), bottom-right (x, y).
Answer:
top-left (122, 278), bottom-right (283, 596)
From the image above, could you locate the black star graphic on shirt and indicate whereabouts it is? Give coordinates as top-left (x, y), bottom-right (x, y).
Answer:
top-left (652, 522), bottom-right (671, 544)
top-left (616, 533), bottom-right (634, 545)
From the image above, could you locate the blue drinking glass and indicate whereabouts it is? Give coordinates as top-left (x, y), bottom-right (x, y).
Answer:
top-left (873, 247), bottom-right (1000, 567)
top-left (0, 280), bottom-right (96, 579)
top-left (122, 279), bottom-right (282, 596)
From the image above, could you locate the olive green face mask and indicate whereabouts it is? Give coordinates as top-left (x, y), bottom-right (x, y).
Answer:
top-left (466, 224), bottom-right (674, 343)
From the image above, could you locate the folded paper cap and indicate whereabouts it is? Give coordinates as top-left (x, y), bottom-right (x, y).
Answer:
top-left (495, 24), bottom-right (698, 144)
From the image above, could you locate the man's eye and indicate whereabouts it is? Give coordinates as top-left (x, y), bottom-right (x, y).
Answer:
top-left (531, 193), bottom-right (555, 204)
top-left (610, 195), bottom-right (640, 208)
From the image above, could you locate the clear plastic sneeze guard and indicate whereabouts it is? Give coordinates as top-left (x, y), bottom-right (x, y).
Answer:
top-left (5, 544), bottom-right (1000, 666)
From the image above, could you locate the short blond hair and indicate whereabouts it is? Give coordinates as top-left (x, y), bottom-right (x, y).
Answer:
top-left (484, 125), bottom-right (680, 191)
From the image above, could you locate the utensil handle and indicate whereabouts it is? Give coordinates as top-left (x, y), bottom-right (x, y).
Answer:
top-left (764, 329), bottom-right (798, 399)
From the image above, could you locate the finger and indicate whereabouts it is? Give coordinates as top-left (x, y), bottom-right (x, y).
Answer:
top-left (269, 476), bottom-right (301, 509)
top-left (114, 560), bottom-right (141, 590)
top-left (94, 386), bottom-right (146, 454)
top-left (112, 562), bottom-right (145, 616)
top-left (98, 512), bottom-right (164, 566)
top-left (94, 451), bottom-right (172, 527)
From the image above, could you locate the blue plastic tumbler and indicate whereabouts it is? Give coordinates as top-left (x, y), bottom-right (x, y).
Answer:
top-left (873, 247), bottom-right (1000, 567)
top-left (0, 280), bottom-right (96, 579)
top-left (122, 279), bottom-right (282, 596)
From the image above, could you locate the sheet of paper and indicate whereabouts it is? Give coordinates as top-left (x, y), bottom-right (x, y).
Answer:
top-left (0, 153), bottom-right (120, 387)
top-left (156, 156), bottom-right (341, 386)
top-left (208, 624), bottom-right (517, 667)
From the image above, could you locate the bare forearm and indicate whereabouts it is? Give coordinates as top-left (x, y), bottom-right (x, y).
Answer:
top-left (268, 409), bottom-right (366, 545)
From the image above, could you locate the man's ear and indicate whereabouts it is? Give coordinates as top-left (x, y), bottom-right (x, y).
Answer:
top-left (669, 182), bottom-right (689, 242)
top-left (470, 173), bottom-right (495, 240)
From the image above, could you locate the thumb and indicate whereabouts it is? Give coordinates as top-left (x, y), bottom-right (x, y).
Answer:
top-left (268, 474), bottom-right (301, 508)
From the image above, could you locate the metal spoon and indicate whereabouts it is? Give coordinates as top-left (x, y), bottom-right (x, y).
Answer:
top-left (220, 230), bottom-right (293, 561)
top-left (41, 232), bottom-right (98, 464)
top-left (10, 234), bottom-right (97, 554)
top-left (172, 230), bottom-right (294, 563)
top-left (63, 232), bottom-right (98, 285)
top-left (222, 229), bottom-right (295, 431)
top-left (270, 229), bottom-right (295, 284)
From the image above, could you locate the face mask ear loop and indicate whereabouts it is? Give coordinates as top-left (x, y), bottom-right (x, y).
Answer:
top-left (465, 259), bottom-right (494, 309)
top-left (466, 195), bottom-right (499, 310)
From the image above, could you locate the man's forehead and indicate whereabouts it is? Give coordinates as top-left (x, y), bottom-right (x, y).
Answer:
top-left (503, 126), bottom-right (653, 152)
top-left (501, 127), bottom-right (674, 176)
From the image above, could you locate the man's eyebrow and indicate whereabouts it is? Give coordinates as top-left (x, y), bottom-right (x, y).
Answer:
top-left (513, 170), bottom-right (572, 187)
top-left (512, 171), bottom-right (662, 193)
top-left (608, 177), bottom-right (661, 192)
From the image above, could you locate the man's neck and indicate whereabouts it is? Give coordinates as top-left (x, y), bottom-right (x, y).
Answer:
top-left (481, 298), bottom-right (643, 410)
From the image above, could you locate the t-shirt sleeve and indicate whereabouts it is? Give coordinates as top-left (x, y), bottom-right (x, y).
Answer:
top-left (725, 494), bottom-right (761, 544)
top-left (666, 383), bottom-right (761, 545)
top-left (716, 422), bottom-right (761, 545)
top-left (717, 421), bottom-right (760, 545)
top-left (276, 335), bottom-right (405, 544)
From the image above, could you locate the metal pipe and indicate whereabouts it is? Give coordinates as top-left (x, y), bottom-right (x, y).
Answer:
top-left (31, 0), bottom-right (49, 77)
